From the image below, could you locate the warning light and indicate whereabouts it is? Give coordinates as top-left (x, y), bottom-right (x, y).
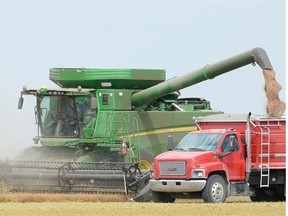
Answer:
top-left (40, 85), bottom-right (48, 93)
top-left (22, 85), bottom-right (27, 91)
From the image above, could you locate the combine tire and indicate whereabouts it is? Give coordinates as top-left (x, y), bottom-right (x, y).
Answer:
top-left (152, 191), bottom-right (175, 203)
top-left (202, 175), bottom-right (227, 203)
top-left (139, 149), bottom-right (155, 170)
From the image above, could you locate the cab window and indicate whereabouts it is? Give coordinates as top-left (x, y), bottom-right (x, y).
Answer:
top-left (221, 134), bottom-right (239, 152)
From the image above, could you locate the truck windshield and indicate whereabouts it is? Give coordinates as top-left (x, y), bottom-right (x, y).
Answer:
top-left (38, 95), bottom-right (92, 137)
top-left (175, 132), bottom-right (223, 151)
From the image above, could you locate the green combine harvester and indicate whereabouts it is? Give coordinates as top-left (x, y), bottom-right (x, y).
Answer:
top-left (0, 48), bottom-right (273, 201)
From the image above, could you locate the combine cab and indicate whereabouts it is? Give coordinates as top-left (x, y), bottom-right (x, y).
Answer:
top-left (0, 47), bottom-right (280, 201)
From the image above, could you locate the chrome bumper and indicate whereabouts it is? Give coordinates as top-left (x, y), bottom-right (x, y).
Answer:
top-left (149, 179), bottom-right (206, 193)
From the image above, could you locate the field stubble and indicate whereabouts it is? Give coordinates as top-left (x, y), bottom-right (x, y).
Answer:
top-left (0, 193), bottom-right (286, 216)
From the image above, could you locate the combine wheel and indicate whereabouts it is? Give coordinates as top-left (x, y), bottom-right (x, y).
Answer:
top-left (138, 148), bottom-right (155, 170)
top-left (152, 191), bottom-right (175, 203)
top-left (139, 160), bottom-right (151, 170)
top-left (140, 149), bottom-right (154, 163)
top-left (202, 174), bottom-right (227, 203)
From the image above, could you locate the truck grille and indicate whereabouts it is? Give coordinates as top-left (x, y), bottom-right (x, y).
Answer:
top-left (159, 161), bottom-right (186, 176)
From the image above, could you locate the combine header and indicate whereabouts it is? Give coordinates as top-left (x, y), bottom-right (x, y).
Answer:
top-left (0, 161), bottom-right (144, 195)
top-left (0, 47), bottom-right (282, 201)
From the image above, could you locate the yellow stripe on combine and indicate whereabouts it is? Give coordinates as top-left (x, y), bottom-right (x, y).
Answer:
top-left (132, 126), bottom-right (197, 137)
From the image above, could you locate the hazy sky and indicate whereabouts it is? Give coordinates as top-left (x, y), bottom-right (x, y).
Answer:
top-left (0, 0), bottom-right (285, 159)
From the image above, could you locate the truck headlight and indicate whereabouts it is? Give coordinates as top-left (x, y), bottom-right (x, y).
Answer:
top-left (191, 169), bottom-right (205, 178)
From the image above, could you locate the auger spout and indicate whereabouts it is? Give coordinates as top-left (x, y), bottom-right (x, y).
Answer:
top-left (131, 47), bottom-right (273, 107)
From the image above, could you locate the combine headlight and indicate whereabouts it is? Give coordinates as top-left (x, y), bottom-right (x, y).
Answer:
top-left (191, 169), bottom-right (205, 178)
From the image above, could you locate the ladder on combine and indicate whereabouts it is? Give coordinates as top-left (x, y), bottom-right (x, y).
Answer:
top-left (105, 112), bottom-right (140, 162)
top-left (106, 112), bottom-right (130, 145)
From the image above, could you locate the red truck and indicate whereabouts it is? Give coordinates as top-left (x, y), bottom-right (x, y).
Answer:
top-left (149, 113), bottom-right (286, 203)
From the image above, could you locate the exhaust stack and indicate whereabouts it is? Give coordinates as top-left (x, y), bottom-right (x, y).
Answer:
top-left (245, 112), bottom-right (252, 181)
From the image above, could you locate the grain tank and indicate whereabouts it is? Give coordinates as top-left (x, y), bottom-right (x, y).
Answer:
top-left (1, 47), bottom-right (275, 199)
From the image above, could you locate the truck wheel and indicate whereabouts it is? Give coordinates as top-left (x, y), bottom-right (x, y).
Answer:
top-left (152, 191), bottom-right (175, 203)
top-left (202, 174), bottom-right (227, 203)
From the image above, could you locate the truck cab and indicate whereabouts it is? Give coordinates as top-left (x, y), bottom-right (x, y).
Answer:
top-left (149, 128), bottom-right (246, 203)
top-left (150, 113), bottom-right (286, 203)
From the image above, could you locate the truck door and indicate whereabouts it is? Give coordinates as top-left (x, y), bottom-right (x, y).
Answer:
top-left (220, 134), bottom-right (245, 181)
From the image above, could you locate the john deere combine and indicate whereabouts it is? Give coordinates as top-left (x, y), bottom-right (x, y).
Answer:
top-left (0, 48), bottom-right (274, 200)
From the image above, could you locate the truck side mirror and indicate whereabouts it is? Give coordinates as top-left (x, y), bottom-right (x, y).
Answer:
top-left (18, 97), bottom-right (24, 109)
top-left (167, 134), bottom-right (173, 151)
top-left (90, 97), bottom-right (97, 110)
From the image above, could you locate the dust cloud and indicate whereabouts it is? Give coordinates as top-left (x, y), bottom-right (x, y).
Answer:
top-left (262, 69), bottom-right (286, 118)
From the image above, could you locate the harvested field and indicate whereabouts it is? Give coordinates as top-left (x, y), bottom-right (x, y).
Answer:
top-left (0, 193), bottom-right (128, 202)
top-left (0, 201), bottom-right (285, 216)
top-left (0, 193), bottom-right (285, 216)
top-left (0, 193), bottom-right (254, 203)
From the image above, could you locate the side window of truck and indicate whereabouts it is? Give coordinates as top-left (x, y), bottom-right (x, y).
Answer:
top-left (221, 134), bottom-right (239, 152)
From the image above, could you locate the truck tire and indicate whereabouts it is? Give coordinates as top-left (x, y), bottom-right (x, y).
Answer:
top-left (202, 174), bottom-right (227, 203)
top-left (152, 191), bottom-right (175, 203)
